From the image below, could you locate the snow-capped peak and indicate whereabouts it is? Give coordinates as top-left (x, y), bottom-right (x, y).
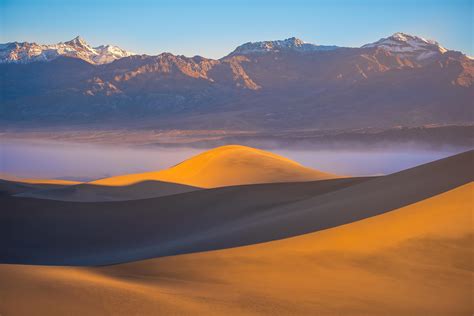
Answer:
top-left (64, 36), bottom-right (89, 48)
top-left (362, 32), bottom-right (447, 60)
top-left (228, 37), bottom-right (339, 56)
top-left (92, 44), bottom-right (135, 64)
top-left (0, 36), bottom-right (135, 65)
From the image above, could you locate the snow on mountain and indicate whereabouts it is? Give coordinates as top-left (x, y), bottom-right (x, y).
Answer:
top-left (0, 33), bottom-right (463, 65)
top-left (362, 32), bottom-right (447, 60)
top-left (228, 37), bottom-right (339, 56)
top-left (92, 45), bottom-right (136, 64)
top-left (0, 36), bottom-right (135, 65)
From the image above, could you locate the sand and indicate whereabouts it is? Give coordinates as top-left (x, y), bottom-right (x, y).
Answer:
top-left (1, 151), bottom-right (472, 266)
top-left (0, 149), bottom-right (472, 315)
top-left (0, 182), bottom-right (471, 315)
top-left (0, 178), bottom-right (78, 196)
top-left (1, 177), bottom-right (368, 265)
top-left (9, 145), bottom-right (337, 201)
top-left (15, 180), bottom-right (201, 202)
top-left (0, 175), bottom-right (81, 186)
top-left (90, 144), bottom-right (338, 188)
top-left (3, 145), bottom-right (336, 201)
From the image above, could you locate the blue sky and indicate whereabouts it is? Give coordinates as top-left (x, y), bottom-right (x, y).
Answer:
top-left (1, 0), bottom-right (472, 58)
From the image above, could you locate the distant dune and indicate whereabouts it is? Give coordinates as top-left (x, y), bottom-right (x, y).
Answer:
top-left (15, 180), bottom-right (201, 202)
top-left (10, 144), bottom-right (336, 201)
top-left (0, 178), bottom-right (79, 196)
top-left (1, 150), bottom-right (471, 266)
top-left (15, 178), bottom-right (81, 185)
top-left (0, 182), bottom-right (471, 315)
top-left (0, 175), bottom-right (81, 186)
top-left (90, 145), bottom-right (337, 188)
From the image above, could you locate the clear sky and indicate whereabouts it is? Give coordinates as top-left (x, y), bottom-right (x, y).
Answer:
top-left (1, 0), bottom-right (472, 58)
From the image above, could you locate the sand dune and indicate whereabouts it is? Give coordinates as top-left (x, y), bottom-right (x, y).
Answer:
top-left (0, 173), bottom-right (82, 186)
top-left (0, 182), bottom-right (471, 315)
top-left (0, 178), bottom-right (78, 196)
top-left (12, 178), bottom-right (81, 185)
top-left (1, 150), bottom-right (471, 266)
top-left (0, 175), bottom-right (81, 186)
top-left (0, 177), bottom-right (368, 265)
top-left (3, 145), bottom-right (335, 201)
top-left (90, 145), bottom-right (337, 188)
top-left (15, 180), bottom-right (200, 202)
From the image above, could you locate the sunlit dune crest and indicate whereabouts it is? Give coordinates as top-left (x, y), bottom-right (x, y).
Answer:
top-left (0, 175), bottom-right (81, 186)
top-left (0, 182), bottom-right (471, 315)
top-left (13, 178), bottom-right (81, 185)
top-left (91, 145), bottom-right (338, 188)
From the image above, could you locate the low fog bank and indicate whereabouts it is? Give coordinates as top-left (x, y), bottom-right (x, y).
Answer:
top-left (162, 137), bottom-right (472, 153)
top-left (2, 125), bottom-right (472, 151)
top-left (0, 140), bottom-right (202, 181)
top-left (1, 137), bottom-right (470, 181)
top-left (153, 125), bottom-right (473, 151)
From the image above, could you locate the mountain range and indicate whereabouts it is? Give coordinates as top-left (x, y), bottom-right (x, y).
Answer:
top-left (0, 36), bottom-right (134, 65)
top-left (1, 33), bottom-right (472, 131)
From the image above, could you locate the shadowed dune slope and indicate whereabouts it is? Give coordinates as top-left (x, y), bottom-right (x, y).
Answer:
top-left (0, 182), bottom-right (472, 315)
top-left (0, 177), bottom-right (368, 265)
top-left (90, 144), bottom-right (338, 188)
top-left (0, 150), bottom-right (472, 266)
top-left (0, 178), bottom-right (78, 196)
top-left (15, 180), bottom-right (201, 202)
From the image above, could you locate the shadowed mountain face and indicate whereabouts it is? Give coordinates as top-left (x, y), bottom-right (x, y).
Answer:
top-left (1, 33), bottom-right (472, 130)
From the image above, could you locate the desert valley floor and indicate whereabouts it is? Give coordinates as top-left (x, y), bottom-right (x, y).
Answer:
top-left (0, 145), bottom-right (472, 315)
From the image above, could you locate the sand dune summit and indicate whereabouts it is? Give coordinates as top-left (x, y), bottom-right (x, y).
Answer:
top-left (9, 145), bottom-right (337, 201)
top-left (90, 145), bottom-right (337, 188)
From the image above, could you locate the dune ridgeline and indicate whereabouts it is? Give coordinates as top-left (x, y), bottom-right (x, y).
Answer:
top-left (12, 145), bottom-right (337, 201)
top-left (0, 147), bottom-right (472, 315)
top-left (90, 144), bottom-right (337, 188)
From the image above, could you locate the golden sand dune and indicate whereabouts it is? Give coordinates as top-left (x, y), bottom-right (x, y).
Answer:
top-left (90, 145), bottom-right (337, 188)
top-left (10, 178), bottom-right (81, 185)
top-left (0, 182), bottom-right (471, 315)
top-left (0, 175), bottom-right (80, 186)
top-left (1, 151), bottom-right (471, 266)
top-left (6, 145), bottom-right (333, 201)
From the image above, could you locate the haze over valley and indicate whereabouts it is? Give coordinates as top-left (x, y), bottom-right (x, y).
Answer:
top-left (1, 139), bottom-right (468, 182)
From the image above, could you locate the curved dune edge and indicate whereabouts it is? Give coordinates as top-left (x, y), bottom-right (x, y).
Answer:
top-left (0, 176), bottom-right (81, 186)
top-left (90, 145), bottom-right (339, 188)
top-left (14, 180), bottom-right (202, 202)
top-left (2, 145), bottom-right (336, 200)
top-left (0, 182), bottom-right (472, 315)
top-left (1, 145), bottom-right (337, 192)
top-left (1, 151), bottom-right (471, 265)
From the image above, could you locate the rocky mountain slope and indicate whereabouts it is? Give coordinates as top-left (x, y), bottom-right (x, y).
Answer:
top-left (1, 33), bottom-right (472, 130)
